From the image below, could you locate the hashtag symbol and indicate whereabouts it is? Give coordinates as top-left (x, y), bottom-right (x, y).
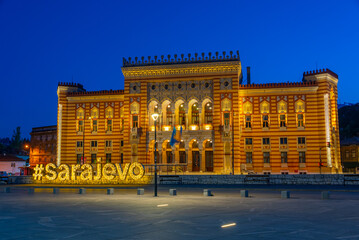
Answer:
top-left (33, 164), bottom-right (44, 180)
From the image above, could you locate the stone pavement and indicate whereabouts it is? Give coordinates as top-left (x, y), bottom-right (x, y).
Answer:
top-left (1, 186), bottom-right (359, 239)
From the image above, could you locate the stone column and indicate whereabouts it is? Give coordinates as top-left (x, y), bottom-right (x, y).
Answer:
top-left (198, 107), bottom-right (202, 130)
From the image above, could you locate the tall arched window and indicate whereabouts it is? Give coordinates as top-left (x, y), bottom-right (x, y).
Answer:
top-left (166, 104), bottom-right (173, 125)
top-left (130, 102), bottom-right (140, 128)
top-left (105, 107), bottom-right (113, 132)
top-left (191, 103), bottom-right (199, 125)
top-left (76, 108), bottom-right (84, 132)
top-left (204, 102), bottom-right (213, 124)
top-left (260, 101), bottom-right (270, 128)
top-left (295, 100), bottom-right (305, 127)
top-left (243, 101), bottom-right (252, 129)
top-left (277, 101), bottom-right (287, 128)
top-left (179, 104), bottom-right (186, 126)
top-left (90, 107), bottom-right (99, 132)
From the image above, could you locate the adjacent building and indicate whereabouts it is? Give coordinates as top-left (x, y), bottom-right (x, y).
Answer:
top-left (341, 137), bottom-right (359, 173)
top-left (29, 125), bottom-right (57, 167)
top-left (56, 51), bottom-right (341, 174)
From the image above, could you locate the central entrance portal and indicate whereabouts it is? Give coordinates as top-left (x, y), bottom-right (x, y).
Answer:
top-left (192, 151), bottom-right (200, 171)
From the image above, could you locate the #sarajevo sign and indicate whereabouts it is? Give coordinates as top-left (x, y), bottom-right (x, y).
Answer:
top-left (33, 163), bottom-right (146, 184)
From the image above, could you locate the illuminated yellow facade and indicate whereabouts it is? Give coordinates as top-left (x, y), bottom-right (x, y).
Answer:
top-left (56, 51), bottom-right (341, 174)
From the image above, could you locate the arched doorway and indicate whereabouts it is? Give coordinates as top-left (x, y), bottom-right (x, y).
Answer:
top-left (203, 139), bottom-right (213, 172)
top-left (191, 140), bottom-right (200, 172)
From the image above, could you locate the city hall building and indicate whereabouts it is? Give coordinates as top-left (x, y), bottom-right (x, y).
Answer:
top-left (56, 51), bottom-right (341, 174)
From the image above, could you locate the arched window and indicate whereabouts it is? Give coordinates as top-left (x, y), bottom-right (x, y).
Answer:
top-left (278, 101), bottom-right (287, 128)
top-left (222, 99), bottom-right (231, 112)
top-left (76, 108), bottom-right (84, 119)
top-left (192, 140), bottom-right (199, 149)
top-left (260, 101), bottom-right (270, 128)
top-left (295, 100), bottom-right (305, 127)
top-left (243, 102), bottom-right (252, 129)
top-left (191, 103), bottom-right (199, 125)
top-left (204, 102), bottom-right (213, 124)
top-left (166, 104), bottom-right (173, 125)
top-left (130, 102), bottom-right (140, 128)
top-left (76, 108), bottom-right (84, 132)
top-left (179, 104), bottom-right (186, 126)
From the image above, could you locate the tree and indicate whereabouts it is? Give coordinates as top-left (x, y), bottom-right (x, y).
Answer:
top-left (10, 127), bottom-right (21, 153)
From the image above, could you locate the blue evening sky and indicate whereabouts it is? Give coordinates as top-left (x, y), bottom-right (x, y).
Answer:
top-left (0, 0), bottom-right (358, 138)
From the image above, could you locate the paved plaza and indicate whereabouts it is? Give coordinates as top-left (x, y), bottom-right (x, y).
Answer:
top-left (1, 186), bottom-right (359, 239)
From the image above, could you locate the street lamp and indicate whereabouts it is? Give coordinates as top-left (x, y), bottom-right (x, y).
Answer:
top-left (151, 112), bottom-right (159, 197)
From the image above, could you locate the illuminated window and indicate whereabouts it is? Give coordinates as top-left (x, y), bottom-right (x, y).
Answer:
top-left (263, 152), bottom-right (270, 163)
top-left (280, 138), bottom-right (287, 145)
top-left (298, 137), bottom-right (306, 144)
top-left (260, 101), bottom-right (270, 114)
top-left (179, 104), bottom-right (186, 125)
top-left (166, 105), bottom-right (173, 125)
top-left (295, 100), bottom-right (305, 113)
top-left (132, 115), bottom-right (138, 128)
top-left (222, 99), bottom-right (232, 111)
top-left (91, 154), bottom-right (97, 164)
top-left (105, 107), bottom-right (113, 118)
top-left (92, 120), bottom-right (98, 132)
top-left (76, 141), bottom-right (83, 148)
top-left (106, 119), bottom-right (112, 131)
top-left (105, 140), bottom-right (112, 147)
top-left (91, 107), bottom-right (99, 119)
top-left (263, 138), bottom-right (270, 145)
top-left (205, 102), bottom-right (213, 124)
top-left (245, 115), bottom-right (251, 128)
top-left (78, 120), bottom-right (84, 132)
top-left (224, 113), bottom-right (230, 126)
top-left (352, 150), bottom-right (356, 158)
top-left (262, 115), bottom-right (269, 128)
top-left (280, 114), bottom-right (286, 127)
top-left (299, 152), bottom-right (306, 163)
top-left (205, 140), bottom-right (213, 148)
top-left (192, 141), bottom-right (199, 149)
top-left (281, 152), bottom-right (287, 163)
top-left (191, 103), bottom-right (199, 125)
top-left (345, 151), bottom-right (349, 158)
top-left (106, 153), bottom-right (111, 163)
top-left (278, 101), bottom-right (287, 113)
top-left (243, 101), bottom-right (252, 114)
top-left (297, 114), bottom-right (304, 127)
top-left (245, 138), bottom-right (252, 145)
top-left (246, 152), bottom-right (253, 163)
top-left (76, 108), bottom-right (84, 119)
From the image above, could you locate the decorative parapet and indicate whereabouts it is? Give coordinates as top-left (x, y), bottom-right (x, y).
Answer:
top-left (67, 89), bottom-right (124, 97)
top-left (123, 51), bottom-right (240, 67)
top-left (239, 81), bottom-right (317, 89)
top-left (303, 68), bottom-right (338, 79)
top-left (58, 82), bottom-right (84, 89)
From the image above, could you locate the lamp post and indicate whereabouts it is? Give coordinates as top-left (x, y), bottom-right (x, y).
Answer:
top-left (151, 113), bottom-right (159, 197)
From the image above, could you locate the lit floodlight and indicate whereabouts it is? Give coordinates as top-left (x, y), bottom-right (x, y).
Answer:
top-left (151, 113), bottom-right (159, 121)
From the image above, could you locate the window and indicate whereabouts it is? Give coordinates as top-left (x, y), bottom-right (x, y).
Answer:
top-left (76, 108), bottom-right (84, 119)
top-left (105, 140), bottom-right (112, 147)
top-left (179, 151), bottom-right (186, 163)
top-left (280, 114), bottom-right (286, 127)
top-left (179, 104), bottom-right (186, 125)
top-left (91, 141), bottom-right (97, 147)
top-left (245, 115), bottom-right (251, 128)
top-left (121, 119), bottom-right (124, 131)
top-left (245, 138), bottom-right (252, 145)
top-left (262, 115), bottom-right (269, 128)
top-left (299, 152), bottom-right (306, 163)
top-left (121, 153), bottom-right (123, 164)
top-left (179, 141), bottom-right (185, 149)
top-left (11, 163), bottom-right (15, 167)
top-left (92, 120), bottom-right (98, 132)
top-left (132, 115), bottom-right (138, 128)
top-left (224, 113), bottom-right (230, 126)
top-left (263, 138), bottom-right (270, 145)
top-left (106, 153), bottom-right (111, 163)
top-left (91, 107), bottom-right (99, 119)
top-left (281, 152), bottom-right (288, 163)
top-left (298, 137), bottom-right (306, 144)
top-left (297, 114), bottom-right (304, 127)
top-left (91, 154), bottom-right (97, 164)
top-left (121, 140), bottom-right (124, 147)
top-left (191, 103), bottom-right (199, 125)
top-left (246, 152), bottom-right (252, 164)
top-left (107, 119), bottom-right (112, 131)
top-left (352, 150), bottom-right (356, 158)
top-left (192, 141), bottom-right (199, 149)
top-left (346, 151), bottom-right (350, 158)
top-left (77, 141), bottom-right (83, 148)
top-left (205, 140), bottom-right (213, 148)
top-left (263, 152), bottom-right (270, 163)
top-left (77, 154), bottom-right (82, 164)
top-left (78, 120), bottom-right (84, 132)
top-left (166, 105), bottom-right (173, 125)
top-left (205, 102), bottom-right (213, 124)
top-left (105, 107), bottom-right (113, 119)
top-left (280, 137), bottom-right (287, 145)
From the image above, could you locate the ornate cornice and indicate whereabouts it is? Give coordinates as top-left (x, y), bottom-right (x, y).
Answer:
top-left (122, 61), bottom-right (241, 79)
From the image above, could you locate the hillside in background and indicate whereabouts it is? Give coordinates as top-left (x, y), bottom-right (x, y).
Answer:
top-left (339, 103), bottom-right (359, 140)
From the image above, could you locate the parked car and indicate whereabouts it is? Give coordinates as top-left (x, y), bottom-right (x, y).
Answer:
top-left (0, 171), bottom-right (8, 182)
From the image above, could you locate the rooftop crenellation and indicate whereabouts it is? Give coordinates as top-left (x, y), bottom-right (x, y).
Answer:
top-left (239, 81), bottom-right (317, 89)
top-left (58, 82), bottom-right (84, 89)
top-left (303, 68), bottom-right (338, 78)
top-left (122, 51), bottom-right (240, 67)
top-left (67, 89), bottom-right (124, 96)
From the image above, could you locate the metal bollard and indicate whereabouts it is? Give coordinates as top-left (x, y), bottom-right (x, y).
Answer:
top-left (321, 191), bottom-right (330, 200)
top-left (53, 188), bottom-right (60, 194)
top-left (281, 191), bottom-right (290, 199)
top-left (79, 188), bottom-right (86, 194)
top-left (107, 188), bottom-right (114, 195)
top-left (203, 189), bottom-right (213, 196)
top-left (137, 188), bottom-right (144, 195)
top-left (240, 190), bottom-right (249, 198)
top-left (169, 189), bottom-right (177, 196)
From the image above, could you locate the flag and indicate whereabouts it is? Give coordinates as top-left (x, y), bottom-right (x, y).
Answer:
top-left (170, 126), bottom-right (182, 147)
